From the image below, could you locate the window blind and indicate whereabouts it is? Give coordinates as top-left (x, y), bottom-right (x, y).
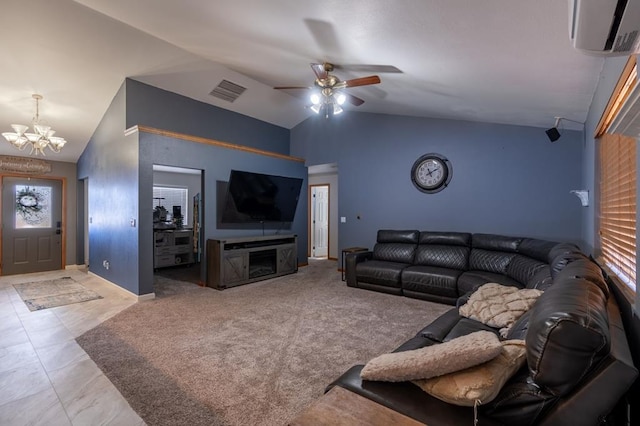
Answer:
top-left (153, 186), bottom-right (189, 226)
top-left (599, 132), bottom-right (636, 290)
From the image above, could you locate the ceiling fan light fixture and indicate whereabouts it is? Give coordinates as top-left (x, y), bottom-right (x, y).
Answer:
top-left (310, 93), bottom-right (321, 105)
top-left (332, 104), bottom-right (343, 115)
top-left (335, 93), bottom-right (346, 105)
top-left (310, 104), bottom-right (322, 114)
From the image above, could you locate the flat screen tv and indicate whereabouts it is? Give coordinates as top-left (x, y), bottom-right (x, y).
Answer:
top-left (221, 170), bottom-right (303, 223)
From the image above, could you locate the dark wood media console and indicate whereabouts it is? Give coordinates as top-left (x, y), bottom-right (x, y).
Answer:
top-left (206, 234), bottom-right (297, 289)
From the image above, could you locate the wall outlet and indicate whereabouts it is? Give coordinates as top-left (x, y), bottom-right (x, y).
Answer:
top-left (340, 216), bottom-right (346, 223)
top-left (130, 218), bottom-right (136, 227)
top-left (102, 260), bottom-right (110, 270)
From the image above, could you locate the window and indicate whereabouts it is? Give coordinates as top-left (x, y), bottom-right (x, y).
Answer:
top-left (153, 186), bottom-right (189, 227)
top-left (599, 133), bottom-right (636, 291)
top-left (594, 55), bottom-right (637, 293)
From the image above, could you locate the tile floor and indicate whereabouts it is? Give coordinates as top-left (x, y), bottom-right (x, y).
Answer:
top-left (0, 268), bottom-right (146, 426)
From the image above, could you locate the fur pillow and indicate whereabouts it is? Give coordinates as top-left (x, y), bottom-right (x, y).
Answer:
top-left (413, 339), bottom-right (526, 406)
top-left (459, 283), bottom-right (542, 334)
top-left (360, 331), bottom-right (502, 382)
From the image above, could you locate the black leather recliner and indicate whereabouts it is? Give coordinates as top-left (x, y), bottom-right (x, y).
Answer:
top-left (334, 230), bottom-right (638, 425)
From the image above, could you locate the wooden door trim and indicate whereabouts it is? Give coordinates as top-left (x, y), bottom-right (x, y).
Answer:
top-left (0, 173), bottom-right (67, 275)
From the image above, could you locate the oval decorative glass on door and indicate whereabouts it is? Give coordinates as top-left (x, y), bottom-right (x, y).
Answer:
top-left (15, 185), bottom-right (51, 228)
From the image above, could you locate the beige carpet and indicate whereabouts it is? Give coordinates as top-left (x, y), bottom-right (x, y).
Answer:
top-left (13, 277), bottom-right (103, 311)
top-left (77, 260), bottom-right (450, 426)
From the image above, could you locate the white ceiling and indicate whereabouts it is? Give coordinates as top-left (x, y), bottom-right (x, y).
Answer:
top-left (0, 0), bottom-right (604, 163)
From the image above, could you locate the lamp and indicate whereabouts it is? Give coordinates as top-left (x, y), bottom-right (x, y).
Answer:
top-left (310, 89), bottom-right (346, 118)
top-left (545, 116), bottom-right (583, 142)
top-left (2, 94), bottom-right (67, 155)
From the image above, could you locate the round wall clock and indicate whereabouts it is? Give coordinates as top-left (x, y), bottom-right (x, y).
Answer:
top-left (411, 153), bottom-right (452, 194)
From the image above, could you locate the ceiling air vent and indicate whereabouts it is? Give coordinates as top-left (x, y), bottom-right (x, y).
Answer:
top-left (209, 80), bottom-right (247, 102)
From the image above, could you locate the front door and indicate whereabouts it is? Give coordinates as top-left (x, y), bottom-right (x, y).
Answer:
top-left (2, 177), bottom-right (63, 275)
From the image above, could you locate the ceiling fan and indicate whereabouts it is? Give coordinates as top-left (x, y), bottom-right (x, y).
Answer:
top-left (274, 62), bottom-right (381, 117)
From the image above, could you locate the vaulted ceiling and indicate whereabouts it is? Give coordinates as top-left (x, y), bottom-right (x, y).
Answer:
top-left (0, 0), bottom-right (604, 162)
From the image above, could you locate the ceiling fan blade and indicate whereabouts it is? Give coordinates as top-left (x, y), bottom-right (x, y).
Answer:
top-left (345, 93), bottom-right (365, 106)
top-left (310, 63), bottom-right (328, 80)
top-left (336, 64), bottom-right (402, 74)
top-left (345, 75), bottom-right (381, 88)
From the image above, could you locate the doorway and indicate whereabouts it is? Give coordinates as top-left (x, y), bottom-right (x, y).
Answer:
top-left (152, 165), bottom-right (203, 285)
top-left (1, 176), bottom-right (64, 275)
top-left (310, 184), bottom-right (329, 258)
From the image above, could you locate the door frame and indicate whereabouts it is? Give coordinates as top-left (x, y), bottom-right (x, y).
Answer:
top-left (0, 173), bottom-right (67, 275)
top-left (308, 183), bottom-right (330, 258)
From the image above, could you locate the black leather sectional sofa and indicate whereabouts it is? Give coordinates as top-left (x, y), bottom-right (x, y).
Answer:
top-left (333, 230), bottom-right (638, 425)
top-left (345, 230), bottom-right (568, 304)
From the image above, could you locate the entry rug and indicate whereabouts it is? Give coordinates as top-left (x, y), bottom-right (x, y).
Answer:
top-left (13, 277), bottom-right (103, 311)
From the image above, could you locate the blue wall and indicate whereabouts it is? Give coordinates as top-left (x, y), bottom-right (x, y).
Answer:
top-left (139, 132), bottom-right (308, 280)
top-left (126, 79), bottom-right (291, 155)
top-left (79, 80), bottom-right (307, 295)
top-left (77, 83), bottom-right (141, 294)
top-left (291, 112), bottom-right (585, 252)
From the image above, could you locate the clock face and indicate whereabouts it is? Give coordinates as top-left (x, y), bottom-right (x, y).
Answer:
top-left (415, 158), bottom-right (445, 189)
top-left (411, 153), bottom-right (452, 193)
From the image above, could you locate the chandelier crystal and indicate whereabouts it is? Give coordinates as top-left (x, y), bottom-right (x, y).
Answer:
top-left (2, 94), bottom-right (67, 156)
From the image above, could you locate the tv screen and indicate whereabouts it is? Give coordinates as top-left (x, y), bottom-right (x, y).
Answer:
top-left (221, 170), bottom-right (303, 223)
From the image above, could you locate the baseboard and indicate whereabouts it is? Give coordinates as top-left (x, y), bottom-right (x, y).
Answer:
top-left (88, 271), bottom-right (156, 302)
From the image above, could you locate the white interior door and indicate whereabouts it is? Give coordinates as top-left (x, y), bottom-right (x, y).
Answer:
top-left (311, 185), bottom-right (329, 257)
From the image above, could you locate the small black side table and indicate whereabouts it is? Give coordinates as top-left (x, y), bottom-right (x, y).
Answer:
top-left (341, 247), bottom-right (368, 281)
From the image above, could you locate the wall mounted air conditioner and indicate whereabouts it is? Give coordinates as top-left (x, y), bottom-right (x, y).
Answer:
top-left (570, 0), bottom-right (640, 55)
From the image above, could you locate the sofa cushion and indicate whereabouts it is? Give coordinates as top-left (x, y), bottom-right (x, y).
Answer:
top-left (377, 229), bottom-right (420, 244)
top-left (360, 331), bottom-right (502, 382)
top-left (506, 255), bottom-right (547, 287)
top-left (556, 258), bottom-right (609, 297)
top-left (526, 277), bottom-right (609, 396)
top-left (419, 231), bottom-right (471, 246)
top-left (504, 310), bottom-right (532, 340)
top-left (526, 266), bottom-right (553, 291)
top-left (443, 318), bottom-right (499, 341)
top-left (401, 266), bottom-right (462, 298)
top-left (414, 245), bottom-right (470, 270)
top-left (459, 283), bottom-right (542, 334)
top-left (393, 335), bottom-right (437, 353)
top-left (457, 270), bottom-right (522, 295)
top-left (517, 238), bottom-right (559, 263)
top-left (413, 340), bottom-right (527, 406)
top-left (373, 243), bottom-right (417, 264)
top-left (472, 234), bottom-right (522, 252)
top-left (469, 249), bottom-right (515, 274)
top-left (356, 260), bottom-right (407, 288)
top-left (548, 243), bottom-right (586, 278)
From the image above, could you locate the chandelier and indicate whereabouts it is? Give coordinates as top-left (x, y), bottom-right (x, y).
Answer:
top-left (2, 94), bottom-right (67, 155)
top-left (309, 89), bottom-right (346, 118)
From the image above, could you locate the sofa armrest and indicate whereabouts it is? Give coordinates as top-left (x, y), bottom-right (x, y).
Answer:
top-left (345, 251), bottom-right (373, 287)
top-left (418, 308), bottom-right (460, 342)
